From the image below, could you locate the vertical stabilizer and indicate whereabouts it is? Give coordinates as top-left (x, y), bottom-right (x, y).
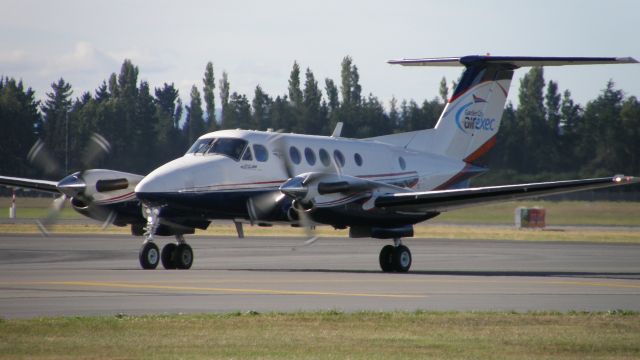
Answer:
top-left (382, 56), bottom-right (637, 165)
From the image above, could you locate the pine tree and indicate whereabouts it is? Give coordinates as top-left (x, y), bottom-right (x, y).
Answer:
top-left (202, 61), bottom-right (216, 131)
top-left (219, 71), bottom-right (230, 128)
top-left (389, 97), bottom-right (400, 131)
top-left (516, 66), bottom-right (547, 173)
top-left (252, 85), bottom-right (272, 130)
top-left (0, 77), bottom-right (40, 177)
top-left (302, 68), bottom-right (323, 134)
top-left (288, 61), bottom-right (303, 107)
top-left (41, 78), bottom-right (73, 170)
top-left (439, 77), bottom-right (449, 103)
top-left (185, 85), bottom-right (205, 144)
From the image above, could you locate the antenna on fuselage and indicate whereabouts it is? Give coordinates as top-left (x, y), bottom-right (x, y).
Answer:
top-left (331, 122), bottom-right (343, 137)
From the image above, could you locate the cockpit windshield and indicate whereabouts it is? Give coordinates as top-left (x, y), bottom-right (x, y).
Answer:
top-left (185, 137), bottom-right (248, 161)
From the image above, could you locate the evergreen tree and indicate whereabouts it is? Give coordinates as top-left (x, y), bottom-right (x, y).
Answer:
top-left (338, 56), bottom-right (363, 136)
top-left (324, 78), bottom-right (340, 133)
top-left (95, 81), bottom-right (110, 103)
top-left (579, 80), bottom-right (625, 175)
top-left (184, 85), bottom-right (205, 144)
top-left (558, 89), bottom-right (582, 170)
top-left (251, 85), bottom-right (272, 130)
top-left (620, 96), bottom-right (640, 175)
top-left (202, 61), bottom-right (216, 131)
top-left (302, 68), bottom-right (323, 134)
top-left (154, 83), bottom-right (184, 161)
top-left (515, 66), bottom-right (547, 173)
top-left (288, 61), bottom-right (303, 107)
top-left (133, 81), bottom-right (158, 172)
top-left (225, 92), bottom-right (251, 129)
top-left (0, 77), bottom-right (40, 177)
top-left (41, 78), bottom-right (73, 170)
top-left (389, 97), bottom-right (400, 131)
top-left (219, 71), bottom-right (230, 128)
top-left (439, 76), bottom-right (449, 103)
top-left (269, 95), bottom-right (293, 131)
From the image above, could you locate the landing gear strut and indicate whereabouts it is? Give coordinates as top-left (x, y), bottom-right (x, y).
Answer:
top-left (139, 206), bottom-right (161, 270)
top-left (138, 206), bottom-right (194, 270)
top-left (379, 238), bottom-right (412, 273)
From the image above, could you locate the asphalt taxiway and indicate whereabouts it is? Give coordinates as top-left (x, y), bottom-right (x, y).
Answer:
top-left (0, 234), bottom-right (639, 318)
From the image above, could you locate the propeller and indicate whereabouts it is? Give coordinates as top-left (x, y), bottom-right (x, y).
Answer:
top-left (27, 132), bottom-right (113, 235)
top-left (244, 132), bottom-right (320, 246)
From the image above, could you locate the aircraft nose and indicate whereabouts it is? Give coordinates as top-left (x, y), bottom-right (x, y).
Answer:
top-left (134, 156), bottom-right (201, 204)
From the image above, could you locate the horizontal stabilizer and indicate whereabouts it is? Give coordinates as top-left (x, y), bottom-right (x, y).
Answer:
top-left (388, 56), bottom-right (638, 68)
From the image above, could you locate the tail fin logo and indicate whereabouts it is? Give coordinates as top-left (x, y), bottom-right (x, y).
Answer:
top-left (472, 95), bottom-right (487, 103)
top-left (454, 96), bottom-right (496, 134)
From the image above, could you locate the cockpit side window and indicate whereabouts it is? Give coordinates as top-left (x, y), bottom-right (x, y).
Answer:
top-left (242, 146), bottom-right (253, 161)
top-left (186, 138), bottom-right (215, 155)
top-left (207, 138), bottom-right (248, 161)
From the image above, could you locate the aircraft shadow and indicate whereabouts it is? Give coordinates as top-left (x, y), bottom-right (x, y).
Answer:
top-left (228, 268), bottom-right (640, 280)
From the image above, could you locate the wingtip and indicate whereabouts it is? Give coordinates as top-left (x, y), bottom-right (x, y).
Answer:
top-left (613, 174), bottom-right (639, 184)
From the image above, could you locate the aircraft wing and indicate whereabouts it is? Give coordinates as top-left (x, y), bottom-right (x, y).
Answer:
top-left (0, 176), bottom-right (60, 194)
top-left (374, 175), bottom-right (639, 212)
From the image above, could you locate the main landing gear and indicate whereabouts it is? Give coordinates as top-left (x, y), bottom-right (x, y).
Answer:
top-left (379, 238), bottom-right (412, 273)
top-left (139, 206), bottom-right (193, 270)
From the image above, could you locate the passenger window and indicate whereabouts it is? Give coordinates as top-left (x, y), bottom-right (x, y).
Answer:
top-left (333, 150), bottom-right (345, 167)
top-left (242, 147), bottom-right (253, 161)
top-left (399, 156), bottom-right (406, 170)
top-left (253, 144), bottom-right (268, 162)
top-left (319, 148), bottom-right (330, 167)
top-left (304, 147), bottom-right (316, 166)
top-left (289, 146), bottom-right (301, 165)
top-left (354, 153), bottom-right (363, 166)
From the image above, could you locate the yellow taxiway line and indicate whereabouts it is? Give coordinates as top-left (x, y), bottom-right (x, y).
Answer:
top-left (32, 281), bottom-right (427, 299)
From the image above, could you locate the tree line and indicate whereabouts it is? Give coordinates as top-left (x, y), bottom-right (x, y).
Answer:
top-left (1, 57), bottom-right (638, 189)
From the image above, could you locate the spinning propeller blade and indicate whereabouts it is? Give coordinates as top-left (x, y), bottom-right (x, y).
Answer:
top-left (28, 133), bottom-right (112, 235)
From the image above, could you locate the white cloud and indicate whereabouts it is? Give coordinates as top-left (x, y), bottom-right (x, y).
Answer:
top-left (40, 41), bottom-right (118, 77)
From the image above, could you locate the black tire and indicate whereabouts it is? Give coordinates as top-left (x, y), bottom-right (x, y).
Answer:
top-left (393, 245), bottom-right (412, 273)
top-left (139, 242), bottom-right (159, 270)
top-left (175, 243), bottom-right (193, 270)
top-left (379, 245), bottom-right (395, 272)
top-left (161, 243), bottom-right (178, 269)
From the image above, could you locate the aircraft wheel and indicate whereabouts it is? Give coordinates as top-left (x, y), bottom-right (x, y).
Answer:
top-left (393, 245), bottom-right (412, 273)
top-left (175, 243), bottom-right (193, 269)
top-left (139, 242), bottom-right (159, 269)
top-left (379, 245), bottom-right (395, 272)
top-left (161, 243), bottom-right (178, 269)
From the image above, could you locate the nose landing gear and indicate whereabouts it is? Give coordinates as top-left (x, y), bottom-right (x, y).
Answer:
top-left (379, 238), bottom-right (412, 273)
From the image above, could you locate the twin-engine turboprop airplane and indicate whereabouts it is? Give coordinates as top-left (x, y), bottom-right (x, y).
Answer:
top-left (1, 55), bottom-right (638, 272)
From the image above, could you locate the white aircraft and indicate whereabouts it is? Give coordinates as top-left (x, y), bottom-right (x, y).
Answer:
top-left (1, 55), bottom-right (638, 272)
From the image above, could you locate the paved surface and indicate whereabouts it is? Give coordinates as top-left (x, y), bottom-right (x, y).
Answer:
top-left (0, 234), bottom-right (639, 318)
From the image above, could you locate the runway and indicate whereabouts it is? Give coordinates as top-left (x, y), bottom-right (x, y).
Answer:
top-left (1, 234), bottom-right (639, 318)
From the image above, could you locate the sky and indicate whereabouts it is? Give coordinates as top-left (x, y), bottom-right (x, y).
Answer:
top-left (2, 0), bottom-right (639, 110)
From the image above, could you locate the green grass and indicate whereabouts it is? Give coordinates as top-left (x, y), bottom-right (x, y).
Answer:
top-left (436, 200), bottom-right (640, 226)
top-left (0, 311), bottom-right (639, 359)
top-left (3, 198), bottom-right (639, 225)
top-left (2, 198), bottom-right (639, 243)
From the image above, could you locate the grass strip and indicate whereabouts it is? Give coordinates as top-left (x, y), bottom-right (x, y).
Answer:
top-left (1, 311), bottom-right (639, 359)
top-left (2, 199), bottom-right (639, 226)
top-left (1, 222), bottom-right (639, 243)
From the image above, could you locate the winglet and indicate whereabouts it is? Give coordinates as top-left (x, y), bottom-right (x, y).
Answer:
top-left (331, 122), bottom-right (344, 137)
